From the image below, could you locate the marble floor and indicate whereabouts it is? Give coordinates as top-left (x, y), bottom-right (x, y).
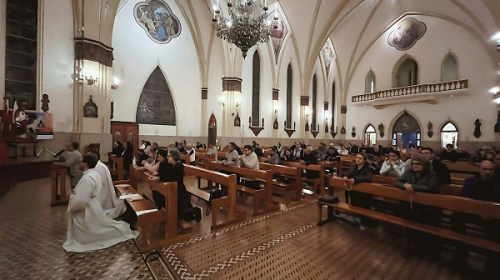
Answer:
top-left (0, 177), bottom-right (483, 280)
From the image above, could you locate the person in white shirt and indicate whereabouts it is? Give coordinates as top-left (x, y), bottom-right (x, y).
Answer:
top-left (63, 155), bottom-right (138, 253)
top-left (186, 143), bottom-right (195, 165)
top-left (90, 152), bottom-right (127, 219)
top-left (292, 142), bottom-right (302, 159)
top-left (379, 150), bottom-right (405, 178)
top-left (207, 144), bottom-right (218, 155)
top-left (338, 144), bottom-right (349, 155)
top-left (240, 145), bottom-right (260, 189)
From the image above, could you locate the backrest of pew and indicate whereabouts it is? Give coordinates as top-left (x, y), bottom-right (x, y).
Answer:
top-left (259, 162), bottom-right (303, 183)
top-left (372, 175), bottom-right (396, 186)
top-left (184, 164), bottom-right (238, 220)
top-left (329, 177), bottom-right (500, 219)
top-left (438, 184), bottom-right (463, 197)
top-left (109, 156), bottom-right (124, 181)
top-left (181, 154), bottom-right (190, 164)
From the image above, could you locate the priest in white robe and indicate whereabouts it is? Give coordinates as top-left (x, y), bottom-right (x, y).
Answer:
top-left (90, 152), bottom-right (127, 219)
top-left (63, 154), bottom-right (138, 253)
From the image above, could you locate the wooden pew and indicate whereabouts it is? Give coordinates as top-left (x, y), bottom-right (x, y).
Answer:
top-left (372, 175), bottom-right (463, 197)
top-left (108, 155), bottom-right (124, 181)
top-left (50, 165), bottom-right (69, 206)
top-left (183, 164), bottom-right (246, 229)
top-left (277, 161), bottom-right (334, 196)
top-left (444, 161), bottom-right (479, 174)
top-left (451, 177), bottom-right (466, 185)
top-left (259, 162), bottom-right (304, 206)
top-left (207, 161), bottom-right (280, 217)
top-left (118, 167), bottom-right (192, 252)
top-left (319, 177), bottom-right (500, 254)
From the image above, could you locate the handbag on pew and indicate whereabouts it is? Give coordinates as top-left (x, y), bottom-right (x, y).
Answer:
top-left (344, 181), bottom-right (353, 204)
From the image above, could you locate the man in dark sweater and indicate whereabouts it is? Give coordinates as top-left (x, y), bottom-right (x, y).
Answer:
top-left (300, 146), bottom-right (319, 179)
top-left (451, 160), bottom-right (500, 268)
top-left (440, 144), bottom-right (459, 162)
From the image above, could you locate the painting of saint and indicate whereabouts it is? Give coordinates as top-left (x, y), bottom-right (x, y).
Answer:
top-left (321, 38), bottom-right (334, 76)
top-left (388, 18), bottom-right (426, 51)
top-left (268, 9), bottom-right (288, 64)
top-left (134, 0), bottom-right (181, 44)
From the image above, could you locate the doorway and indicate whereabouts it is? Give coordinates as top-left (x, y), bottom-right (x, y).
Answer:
top-left (392, 112), bottom-right (421, 149)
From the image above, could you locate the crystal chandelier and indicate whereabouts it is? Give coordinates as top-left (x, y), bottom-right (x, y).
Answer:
top-left (213, 0), bottom-right (276, 58)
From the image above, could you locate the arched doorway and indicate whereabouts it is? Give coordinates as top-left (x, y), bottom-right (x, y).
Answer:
top-left (392, 112), bottom-right (421, 149)
top-left (364, 124), bottom-right (376, 146)
top-left (395, 58), bottom-right (418, 87)
top-left (208, 113), bottom-right (217, 146)
top-left (441, 121), bottom-right (458, 149)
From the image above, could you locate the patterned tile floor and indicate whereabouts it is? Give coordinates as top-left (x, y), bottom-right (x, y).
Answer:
top-left (0, 177), bottom-right (480, 280)
top-left (0, 178), bottom-right (154, 280)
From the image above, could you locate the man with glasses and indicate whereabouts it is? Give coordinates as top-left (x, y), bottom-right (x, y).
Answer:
top-left (240, 145), bottom-right (260, 189)
top-left (406, 147), bottom-right (451, 184)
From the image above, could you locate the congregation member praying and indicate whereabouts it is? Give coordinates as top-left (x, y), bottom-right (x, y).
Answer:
top-left (135, 149), bottom-right (149, 167)
top-left (264, 146), bottom-right (280, 164)
top-left (324, 146), bottom-right (341, 162)
top-left (406, 147), bottom-right (451, 184)
top-left (219, 142), bottom-right (240, 166)
top-left (63, 155), bottom-right (138, 253)
top-left (55, 141), bottom-right (82, 190)
top-left (292, 142), bottom-right (303, 159)
top-left (239, 145), bottom-right (260, 189)
top-left (281, 149), bottom-right (296, 161)
top-left (300, 146), bottom-right (319, 179)
top-left (207, 143), bottom-right (217, 155)
top-left (343, 153), bottom-right (373, 210)
top-left (396, 153), bottom-right (440, 193)
top-left (379, 150), bottom-right (405, 178)
top-left (186, 143), bottom-right (195, 165)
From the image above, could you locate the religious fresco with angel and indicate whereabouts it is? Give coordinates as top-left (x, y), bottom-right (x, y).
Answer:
top-left (134, 0), bottom-right (182, 44)
top-left (388, 18), bottom-right (427, 51)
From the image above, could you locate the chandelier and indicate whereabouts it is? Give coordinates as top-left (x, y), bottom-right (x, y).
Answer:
top-left (213, 0), bottom-right (277, 58)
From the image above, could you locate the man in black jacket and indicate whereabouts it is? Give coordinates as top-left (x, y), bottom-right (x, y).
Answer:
top-left (300, 146), bottom-right (319, 179)
top-left (407, 147), bottom-right (451, 184)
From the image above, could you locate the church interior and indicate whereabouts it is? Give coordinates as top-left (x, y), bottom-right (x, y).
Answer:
top-left (1, 0), bottom-right (500, 279)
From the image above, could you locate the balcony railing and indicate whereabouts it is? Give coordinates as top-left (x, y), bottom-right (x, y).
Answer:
top-left (352, 79), bottom-right (468, 103)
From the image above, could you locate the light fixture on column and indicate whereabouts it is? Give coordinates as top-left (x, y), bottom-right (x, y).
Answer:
top-left (491, 87), bottom-right (500, 104)
top-left (76, 69), bottom-right (98, 86)
top-left (218, 96), bottom-right (226, 106)
top-left (492, 32), bottom-right (500, 51)
top-left (111, 78), bottom-right (119, 90)
top-left (305, 107), bottom-right (311, 118)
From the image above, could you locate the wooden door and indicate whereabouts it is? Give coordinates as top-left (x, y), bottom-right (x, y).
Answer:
top-left (111, 122), bottom-right (139, 154)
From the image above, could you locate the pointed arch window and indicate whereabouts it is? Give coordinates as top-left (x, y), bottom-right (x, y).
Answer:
top-left (252, 51), bottom-right (261, 126)
top-left (395, 58), bottom-right (418, 87)
top-left (365, 125), bottom-right (376, 146)
top-left (312, 74), bottom-right (318, 129)
top-left (441, 121), bottom-right (458, 149)
top-left (286, 64), bottom-right (293, 128)
top-left (441, 54), bottom-right (458, 82)
top-left (365, 70), bottom-right (376, 93)
top-left (136, 66), bottom-right (176, 125)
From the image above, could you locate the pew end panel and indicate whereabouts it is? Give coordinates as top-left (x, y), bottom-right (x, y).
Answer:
top-left (108, 156), bottom-right (124, 181)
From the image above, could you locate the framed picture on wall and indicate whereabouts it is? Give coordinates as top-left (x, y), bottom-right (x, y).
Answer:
top-left (84, 95), bottom-right (98, 118)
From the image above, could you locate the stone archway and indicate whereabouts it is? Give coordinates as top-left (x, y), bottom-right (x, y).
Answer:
top-left (392, 112), bottom-right (421, 149)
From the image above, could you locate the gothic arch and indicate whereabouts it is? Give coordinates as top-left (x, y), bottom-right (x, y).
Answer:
top-left (365, 70), bottom-right (376, 93)
top-left (441, 53), bottom-right (459, 82)
top-left (392, 54), bottom-right (420, 88)
top-left (440, 120), bottom-right (459, 148)
top-left (136, 65), bottom-right (177, 126)
top-left (389, 111), bottom-right (423, 148)
top-left (364, 123), bottom-right (377, 145)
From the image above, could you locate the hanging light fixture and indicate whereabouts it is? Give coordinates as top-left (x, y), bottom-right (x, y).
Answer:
top-left (213, 0), bottom-right (276, 58)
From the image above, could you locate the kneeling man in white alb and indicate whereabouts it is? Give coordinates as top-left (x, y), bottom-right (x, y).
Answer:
top-left (63, 154), bottom-right (138, 252)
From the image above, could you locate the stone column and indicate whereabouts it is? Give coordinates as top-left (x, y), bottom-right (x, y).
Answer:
top-left (222, 77), bottom-right (242, 138)
top-left (340, 105), bottom-right (347, 140)
top-left (300, 96), bottom-right (310, 138)
top-left (201, 88), bottom-right (208, 137)
top-left (272, 88), bottom-right (279, 137)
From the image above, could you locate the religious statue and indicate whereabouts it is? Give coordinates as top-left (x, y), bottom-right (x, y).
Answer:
top-left (474, 119), bottom-right (481, 138)
top-left (378, 123), bottom-right (384, 137)
top-left (427, 121), bottom-right (434, 138)
top-left (41, 94), bottom-right (50, 112)
top-left (14, 100), bottom-right (29, 136)
top-left (351, 126), bottom-right (356, 138)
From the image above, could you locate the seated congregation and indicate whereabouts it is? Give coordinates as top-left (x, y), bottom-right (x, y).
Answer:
top-left (58, 137), bottom-right (500, 278)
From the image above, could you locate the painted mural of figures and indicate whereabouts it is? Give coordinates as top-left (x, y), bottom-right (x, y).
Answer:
top-left (268, 10), bottom-right (288, 64)
top-left (134, 0), bottom-right (182, 44)
top-left (321, 38), bottom-right (334, 76)
top-left (388, 18), bottom-right (426, 51)
top-left (138, 6), bottom-right (157, 34)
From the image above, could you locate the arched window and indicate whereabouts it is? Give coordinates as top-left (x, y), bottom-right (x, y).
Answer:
top-left (136, 66), bottom-right (176, 125)
top-left (312, 74), bottom-right (317, 129)
top-left (364, 125), bottom-right (376, 146)
top-left (331, 81), bottom-right (336, 125)
top-left (252, 51), bottom-right (261, 126)
top-left (365, 70), bottom-right (376, 93)
top-left (441, 121), bottom-right (458, 149)
top-left (392, 112), bottom-right (421, 149)
top-left (286, 64), bottom-right (293, 128)
top-left (395, 58), bottom-right (418, 87)
top-left (441, 54), bottom-right (458, 82)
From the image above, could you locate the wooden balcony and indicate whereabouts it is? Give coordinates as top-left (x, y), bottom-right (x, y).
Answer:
top-left (352, 79), bottom-right (468, 109)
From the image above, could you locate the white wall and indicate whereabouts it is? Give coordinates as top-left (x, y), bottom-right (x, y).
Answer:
top-left (41, 0), bottom-right (75, 132)
top-left (111, 0), bottom-right (201, 137)
top-left (345, 16), bottom-right (498, 145)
